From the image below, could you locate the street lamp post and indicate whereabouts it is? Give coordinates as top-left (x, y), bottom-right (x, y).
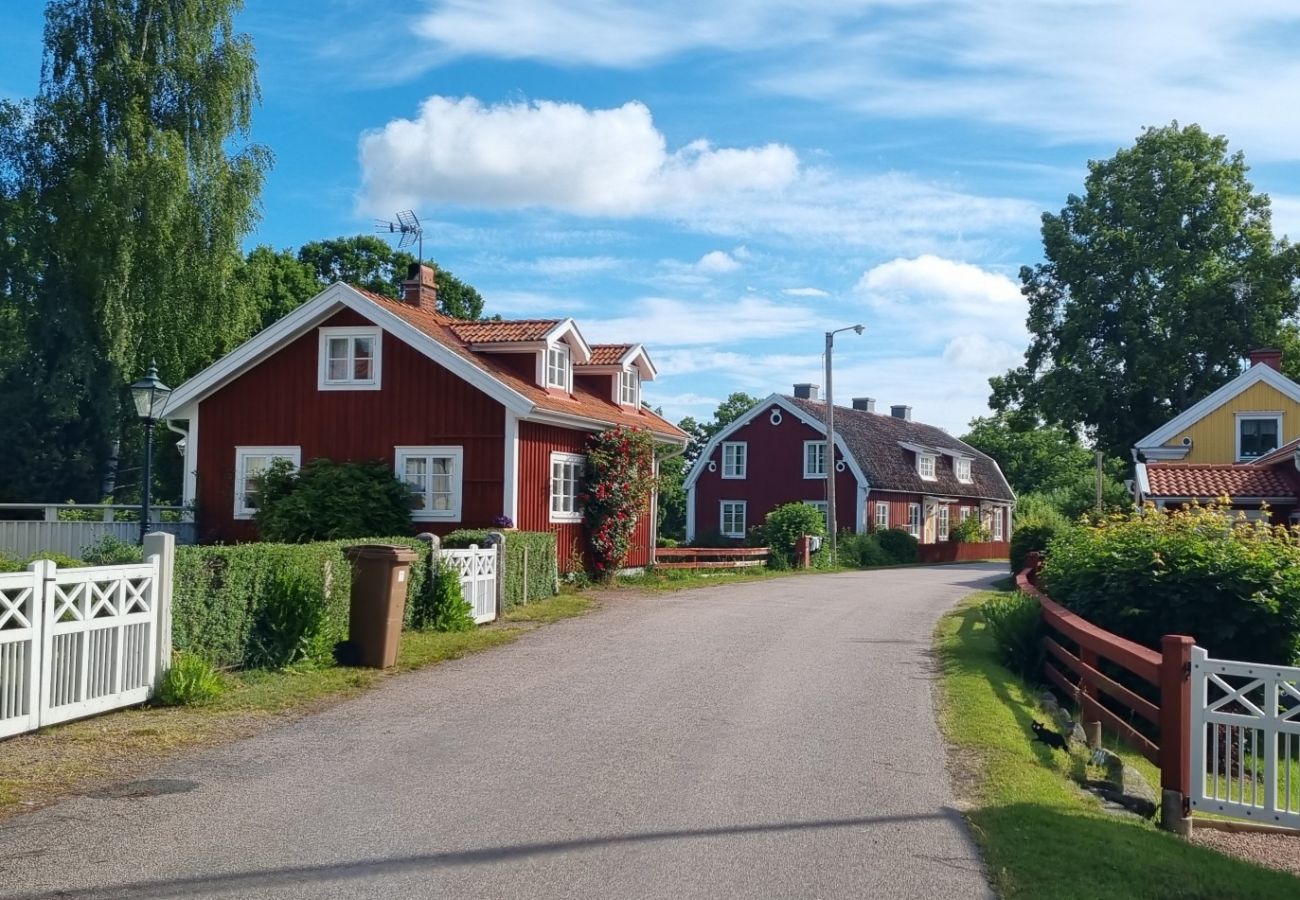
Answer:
top-left (825, 324), bottom-right (864, 556)
top-left (129, 364), bottom-right (172, 545)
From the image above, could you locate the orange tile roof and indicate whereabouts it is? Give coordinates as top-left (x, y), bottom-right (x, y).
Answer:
top-left (1247, 438), bottom-right (1300, 467)
top-left (354, 289), bottom-right (685, 441)
top-left (1144, 463), bottom-right (1299, 499)
top-left (450, 319), bottom-right (559, 343)
top-left (581, 344), bottom-right (633, 366)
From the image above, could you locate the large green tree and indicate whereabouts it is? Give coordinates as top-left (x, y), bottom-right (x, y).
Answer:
top-left (0, 0), bottom-right (267, 501)
top-left (961, 414), bottom-right (1096, 496)
top-left (991, 123), bottom-right (1300, 459)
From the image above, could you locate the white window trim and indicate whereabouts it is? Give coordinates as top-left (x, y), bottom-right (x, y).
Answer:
top-left (955, 458), bottom-right (972, 484)
top-left (549, 451), bottom-right (584, 523)
top-left (907, 503), bottom-right (922, 538)
top-left (803, 441), bottom-right (827, 479)
top-left (545, 343), bottom-right (572, 392)
top-left (721, 441), bottom-right (748, 479)
top-left (233, 446), bottom-right (301, 520)
top-left (917, 453), bottom-right (937, 481)
top-left (874, 501), bottom-right (889, 529)
top-left (938, 505), bottom-right (950, 541)
top-left (395, 445), bottom-right (464, 522)
top-left (720, 500), bottom-right (747, 538)
top-left (317, 326), bottom-right (382, 391)
top-left (959, 506), bottom-right (972, 522)
top-left (805, 500), bottom-right (829, 531)
top-left (619, 368), bottom-right (640, 406)
top-left (1235, 412), bottom-right (1283, 461)
top-left (992, 507), bottom-right (1005, 541)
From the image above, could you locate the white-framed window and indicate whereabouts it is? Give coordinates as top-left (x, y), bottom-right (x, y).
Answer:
top-left (720, 500), bottom-right (747, 538)
top-left (804, 441), bottom-right (827, 478)
top-left (959, 506), bottom-right (972, 522)
top-left (546, 344), bottom-right (571, 391)
top-left (992, 507), bottom-right (1004, 541)
top-left (874, 501), bottom-right (889, 529)
top-left (805, 500), bottom-right (830, 531)
top-left (395, 446), bottom-right (463, 521)
top-left (917, 453), bottom-right (937, 480)
top-left (318, 326), bottom-right (381, 390)
top-left (955, 457), bottom-right (972, 483)
top-left (550, 452), bottom-right (584, 522)
top-left (619, 368), bottom-right (640, 406)
top-left (1237, 413), bottom-right (1282, 460)
top-left (907, 503), bottom-right (922, 538)
top-left (234, 446), bottom-right (301, 519)
top-left (721, 442), bottom-right (747, 479)
top-left (938, 506), bottom-right (950, 541)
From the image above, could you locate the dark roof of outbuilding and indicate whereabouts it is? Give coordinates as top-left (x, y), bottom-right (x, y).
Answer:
top-left (784, 395), bottom-right (1015, 501)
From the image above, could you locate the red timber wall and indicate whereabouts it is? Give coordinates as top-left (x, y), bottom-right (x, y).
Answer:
top-left (692, 404), bottom-right (859, 537)
top-left (865, 491), bottom-right (1002, 545)
top-left (516, 421), bottom-right (652, 572)
top-left (197, 308), bottom-right (505, 543)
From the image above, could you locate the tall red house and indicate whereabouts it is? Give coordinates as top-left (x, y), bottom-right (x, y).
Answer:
top-left (686, 386), bottom-right (1015, 544)
top-left (160, 265), bottom-right (687, 569)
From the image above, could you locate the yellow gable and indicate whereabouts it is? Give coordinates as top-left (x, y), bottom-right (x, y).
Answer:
top-left (1163, 380), bottom-right (1300, 463)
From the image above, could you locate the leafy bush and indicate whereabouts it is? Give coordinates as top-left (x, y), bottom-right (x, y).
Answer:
top-left (949, 514), bottom-right (990, 544)
top-left (875, 527), bottom-right (918, 564)
top-left (1010, 506), bottom-right (1071, 574)
top-left (0, 553), bottom-right (22, 573)
top-left (443, 529), bottom-right (557, 606)
top-left (254, 458), bottom-right (413, 542)
top-left (839, 532), bottom-right (892, 568)
top-left (760, 502), bottom-right (827, 565)
top-left (1041, 504), bottom-right (1300, 664)
top-left (581, 425), bottom-right (658, 579)
top-left (157, 653), bottom-right (225, 706)
top-left (82, 534), bottom-right (143, 565)
top-left (249, 567), bottom-right (337, 668)
top-left (689, 529), bottom-right (743, 548)
top-left (424, 564), bottom-right (475, 632)
top-left (981, 591), bottom-right (1044, 680)
top-left (657, 537), bottom-right (679, 549)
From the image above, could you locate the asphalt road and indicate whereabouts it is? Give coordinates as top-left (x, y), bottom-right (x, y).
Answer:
top-left (0, 563), bottom-right (1001, 900)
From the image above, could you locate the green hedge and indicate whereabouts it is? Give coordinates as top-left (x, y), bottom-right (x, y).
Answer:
top-left (442, 529), bottom-right (557, 607)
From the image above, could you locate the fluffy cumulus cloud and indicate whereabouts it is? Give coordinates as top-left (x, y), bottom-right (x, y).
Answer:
top-left (695, 250), bottom-right (742, 273)
top-left (783, 287), bottom-right (829, 297)
top-left (582, 295), bottom-right (807, 347)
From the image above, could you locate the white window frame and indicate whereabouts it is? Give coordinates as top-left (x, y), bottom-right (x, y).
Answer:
top-left (907, 503), bottom-right (922, 538)
top-left (803, 441), bottom-right (827, 479)
top-left (992, 507), bottom-right (1004, 541)
top-left (395, 446), bottom-right (464, 522)
top-left (619, 368), bottom-right (640, 406)
top-left (720, 500), bottom-right (747, 538)
top-left (937, 505), bottom-right (950, 541)
top-left (546, 343), bottom-right (572, 392)
top-left (805, 500), bottom-right (829, 531)
top-left (874, 501), bottom-right (889, 529)
top-left (959, 506), bottom-right (972, 522)
top-left (917, 453), bottom-right (937, 480)
top-left (955, 457), bottom-right (972, 483)
top-left (721, 441), bottom-right (748, 479)
top-left (317, 326), bottom-right (382, 390)
top-left (549, 451), bottom-right (584, 522)
top-left (233, 446), bottom-right (301, 520)
top-left (1235, 412), bottom-right (1283, 461)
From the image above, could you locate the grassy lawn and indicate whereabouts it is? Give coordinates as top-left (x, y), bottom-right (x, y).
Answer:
top-left (0, 594), bottom-right (592, 818)
top-left (937, 590), bottom-right (1300, 899)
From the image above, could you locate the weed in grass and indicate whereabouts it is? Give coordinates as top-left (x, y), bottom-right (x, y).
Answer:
top-left (157, 653), bottom-right (225, 707)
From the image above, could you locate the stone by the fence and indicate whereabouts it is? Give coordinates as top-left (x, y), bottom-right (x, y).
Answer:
top-left (1085, 747), bottom-right (1159, 819)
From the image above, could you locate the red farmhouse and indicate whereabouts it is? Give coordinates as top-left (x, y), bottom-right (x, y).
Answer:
top-left (686, 386), bottom-right (1015, 545)
top-left (160, 265), bottom-right (686, 568)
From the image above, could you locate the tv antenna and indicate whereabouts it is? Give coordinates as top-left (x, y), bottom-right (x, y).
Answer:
top-left (375, 210), bottom-right (423, 262)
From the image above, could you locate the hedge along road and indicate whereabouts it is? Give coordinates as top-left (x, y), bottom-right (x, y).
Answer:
top-left (0, 564), bottom-right (1003, 900)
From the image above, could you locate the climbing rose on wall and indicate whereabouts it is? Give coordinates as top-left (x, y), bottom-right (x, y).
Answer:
top-left (580, 426), bottom-right (658, 580)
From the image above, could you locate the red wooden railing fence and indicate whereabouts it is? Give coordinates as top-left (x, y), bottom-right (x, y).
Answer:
top-left (917, 540), bottom-right (1009, 564)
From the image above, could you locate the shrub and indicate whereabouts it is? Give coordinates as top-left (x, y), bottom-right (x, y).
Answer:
top-left (82, 535), bottom-right (143, 565)
top-left (249, 567), bottom-right (336, 668)
top-left (423, 564), bottom-right (475, 632)
top-left (254, 458), bottom-right (413, 543)
top-left (839, 532), bottom-right (892, 568)
top-left (657, 537), bottom-right (678, 549)
top-left (875, 527), bottom-right (918, 564)
top-left (157, 653), bottom-right (225, 706)
top-left (949, 515), bottom-right (990, 544)
top-left (760, 502), bottom-right (827, 565)
top-left (0, 553), bottom-right (22, 573)
top-left (1009, 507), bottom-right (1071, 574)
top-left (689, 529), bottom-right (742, 548)
top-left (442, 529), bottom-right (557, 606)
top-left (1041, 504), bottom-right (1300, 664)
top-left (580, 425), bottom-right (658, 579)
top-left (981, 591), bottom-right (1044, 680)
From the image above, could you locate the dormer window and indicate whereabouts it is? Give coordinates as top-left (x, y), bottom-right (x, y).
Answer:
top-left (955, 458), bottom-right (972, 483)
top-left (918, 453), bottom-right (937, 480)
top-left (619, 369), bottom-right (640, 406)
top-left (318, 327), bottom-right (381, 390)
top-left (546, 344), bottom-right (571, 391)
top-left (1237, 414), bottom-right (1281, 460)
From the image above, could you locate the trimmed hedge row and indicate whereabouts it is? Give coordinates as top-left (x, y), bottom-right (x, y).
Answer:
top-left (442, 529), bottom-right (558, 607)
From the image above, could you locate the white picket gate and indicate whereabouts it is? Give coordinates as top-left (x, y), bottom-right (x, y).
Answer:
top-left (442, 544), bottom-right (498, 624)
top-left (1189, 646), bottom-right (1300, 829)
top-left (0, 534), bottom-right (172, 739)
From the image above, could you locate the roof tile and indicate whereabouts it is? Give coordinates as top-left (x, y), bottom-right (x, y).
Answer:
top-left (450, 320), bottom-right (559, 343)
top-left (1144, 463), bottom-right (1299, 499)
top-left (581, 344), bottom-right (633, 366)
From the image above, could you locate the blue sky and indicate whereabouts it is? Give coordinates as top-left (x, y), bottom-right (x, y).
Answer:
top-left (4, 1), bottom-right (1299, 433)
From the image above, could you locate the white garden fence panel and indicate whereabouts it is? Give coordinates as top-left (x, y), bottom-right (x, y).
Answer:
top-left (0, 519), bottom-right (194, 560)
top-left (0, 570), bottom-right (41, 738)
top-left (442, 545), bottom-right (498, 624)
top-left (1189, 647), bottom-right (1300, 830)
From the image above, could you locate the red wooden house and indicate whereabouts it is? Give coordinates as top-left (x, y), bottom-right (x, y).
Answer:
top-left (160, 264), bottom-right (686, 569)
top-left (686, 386), bottom-right (1015, 546)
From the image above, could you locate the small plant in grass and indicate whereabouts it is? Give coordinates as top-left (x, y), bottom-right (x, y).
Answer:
top-left (428, 564), bottom-right (475, 632)
top-left (157, 653), bottom-right (225, 706)
top-left (980, 591), bottom-right (1044, 680)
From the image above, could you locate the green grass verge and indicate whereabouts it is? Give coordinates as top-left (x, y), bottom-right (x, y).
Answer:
top-left (938, 591), bottom-right (1300, 899)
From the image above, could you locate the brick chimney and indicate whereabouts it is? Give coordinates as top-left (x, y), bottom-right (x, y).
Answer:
top-left (401, 262), bottom-right (438, 313)
top-left (890, 405), bottom-right (912, 421)
top-left (793, 383), bottom-right (820, 401)
top-left (1249, 348), bottom-right (1283, 371)
top-left (852, 397), bottom-right (876, 412)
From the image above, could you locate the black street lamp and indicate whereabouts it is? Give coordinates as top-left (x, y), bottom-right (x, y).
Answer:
top-left (129, 364), bottom-right (172, 544)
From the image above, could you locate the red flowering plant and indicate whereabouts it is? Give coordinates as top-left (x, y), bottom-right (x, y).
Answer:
top-left (579, 425), bottom-right (658, 581)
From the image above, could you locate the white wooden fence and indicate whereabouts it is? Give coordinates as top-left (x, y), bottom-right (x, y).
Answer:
top-left (442, 544), bottom-right (498, 624)
top-left (0, 504), bottom-right (194, 560)
top-left (0, 533), bottom-right (173, 739)
top-left (1189, 646), bottom-right (1300, 829)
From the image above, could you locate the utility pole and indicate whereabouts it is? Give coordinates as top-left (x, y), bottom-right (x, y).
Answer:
top-left (824, 325), bottom-right (864, 556)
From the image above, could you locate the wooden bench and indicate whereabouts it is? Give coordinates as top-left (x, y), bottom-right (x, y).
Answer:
top-left (652, 547), bottom-right (771, 569)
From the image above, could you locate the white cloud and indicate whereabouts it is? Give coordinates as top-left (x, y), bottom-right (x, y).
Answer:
top-left (854, 255), bottom-right (1025, 337)
top-left (582, 295), bottom-right (809, 347)
top-left (695, 250), bottom-right (742, 273)
top-left (784, 287), bottom-right (829, 297)
top-left (942, 334), bottom-right (1024, 372)
top-left (529, 256), bottom-right (622, 277)
top-left (1271, 195), bottom-right (1300, 242)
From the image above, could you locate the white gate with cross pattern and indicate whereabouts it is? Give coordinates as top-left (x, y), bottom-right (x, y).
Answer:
top-left (442, 545), bottom-right (498, 624)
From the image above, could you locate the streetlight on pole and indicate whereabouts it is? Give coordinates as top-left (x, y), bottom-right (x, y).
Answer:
top-left (129, 364), bottom-right (172, 545)
top-left (825, 324), bottom-right (864, 557)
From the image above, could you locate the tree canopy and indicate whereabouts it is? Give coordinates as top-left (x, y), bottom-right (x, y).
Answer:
top-left (990, 122), bottom-right (1300, 459)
